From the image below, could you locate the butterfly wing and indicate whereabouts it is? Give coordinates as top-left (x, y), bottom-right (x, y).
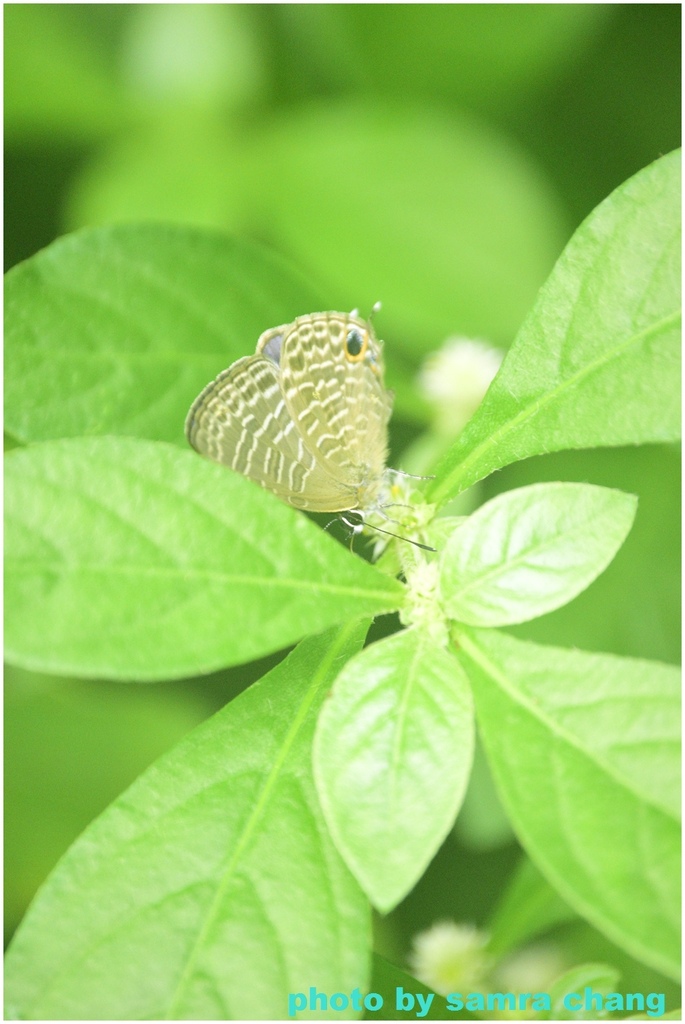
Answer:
top-left (185, 355), bottom-right (358, 511)
top-left (279, 313), bottom-right (392, 489)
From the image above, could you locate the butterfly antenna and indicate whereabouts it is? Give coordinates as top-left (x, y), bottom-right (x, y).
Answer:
top-left (386, 466), bottom-right (435, 481)
top-left (349, 301), bottom-right (382, 325)
top-left (340, 515), bottom-right (436, 553)
top-left (368, 522), bottom-right (436, 553)
top-left (379, 501), bottom-right (415, 513)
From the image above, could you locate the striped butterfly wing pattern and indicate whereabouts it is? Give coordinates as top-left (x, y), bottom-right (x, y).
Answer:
top-left (278, 312), bottom-right (392, 489)
top-left (185, 311), bottom-right (392, 513)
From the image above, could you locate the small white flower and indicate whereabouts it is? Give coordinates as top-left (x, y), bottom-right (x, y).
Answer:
top-left (399, 560), bottom-right (449, 648)
top-left (418, 337), bottom-right (504, 436)
top-left (494, 943), bottom-right (566, 996)
top-left (409, 921), bottom-right (491, 996)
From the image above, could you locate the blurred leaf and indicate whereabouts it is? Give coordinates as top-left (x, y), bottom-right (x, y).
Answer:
top-left (627, 1013), bottom-right (681, 1022)
top-left (457, 628), bottom-right (680, 980)
top-left (4, 624), bottom-right (371, 1020)
top-left (64, 115), bottom-right (242, 232)
top-left (314, 629), bottom-right (474, 912)
top-left (255, 5), bottom-right (370, 98)
top-left (454, 738), bottom-right (514, 851)
top-left (554, 917), bottom-right (681, 1017)
top-left (334, 6), bottom-right (610, 112)
top-left (440, 483), bottom-right (637, 626)
top-left (4, 666), bottom-right (208, 940)
top-left (5, 438), bottom-right (404, 680)
top-left (516, 6), bottom-right (681, 225)
top-left (370, 955), bottom-right (454, 1021)
top-left (4, 5), bottom-right (126, 143)
top-left (385, 355), bottom-right (435, 426)
top-left (548, 962), bottom-right (620, 1020)
top-left (120, 4), bottom-right (264, 110)
top-left (64, 103), bottom-right (566, 360)
top-left (487, 857), bottom-right (575, 957)
top-left (242, 103), bottom-right (568, 353)
top-left (5, 224), bottom-right (322, 445)
top-left (494, 445), bottom-right (680, 665)
top-left (5, 5), bottom-right (265, 145)
top-left (430, 150), bottom-right (681, 505)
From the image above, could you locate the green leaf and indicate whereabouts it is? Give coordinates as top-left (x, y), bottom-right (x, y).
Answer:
top-left (430, 149), bottom-right (681, 505)
top-left (314, 628), bottom-right (474, 912)
top-left (314, 7), bottom-right (609, 112)
top-left (4, 624), bottom-right (371, 1021)
top-left (370, 955), bottom-right (454, 1021)
top-left (487, 857), bottom-right (575, 957)
top-left (490, 444), bottom-right (680, 665)
top-left (548, 962), bottom-right (620, 1020)
top-left (440, 483), bottom-right (637, 626)
top-left (4, 223), bottom-right (322, 445)
top-left (242, 103), bottom-right (567, 353)
top-left (4, 666), bottom-right (209, 940)
top-left (64, 114), bottom-right (243, 233)
top-left (453, 737), bottom-right (514, 850)
top-left (628, 1013), bottom-right (682, 1022)
top-left (456, 627), bottom-right (680, 980)
top-left (553, 917), bottom-right (681, 1017)
top-left (4, 5), bottom-right (126, 143)
top-left (5, 438), bottom-right (404, 680)
top-left (120, 4), bottom-right (265, 111)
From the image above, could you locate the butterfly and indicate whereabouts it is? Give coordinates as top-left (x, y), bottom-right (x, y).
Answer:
top-left (185, 310), bottom-right (393, 515)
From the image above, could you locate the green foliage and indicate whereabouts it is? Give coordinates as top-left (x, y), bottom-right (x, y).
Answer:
top-left (5, 149), bottom-right (681, 1020)
top-left (439, 483), bottom-right (637, 626)
top-left (491, 444), bottom-right (681, 664)
top-left (315, 7), bottom-right (610, 111)
top-left (370, 955), bottom-right (452, 1020)
top-left (458, 628), bottom-right (680, 980)
top-left (62, 103), bottom-right (568, 359)
top-left (548, 963), bottom-right (621, 1020)
top-left (4, 666), bottom-right (210, 940)
top-left (314, 629), bottom-right (474, 911)
top-left (4, 624), bottom-right (371, 1019)
top-left (486, 858), bottom-right (576, 957)
top-left (4, 227), bottom-right (322, 445)
top-left (429, 149), bottom-right (681, 503)
top-left (4, 6), bottom-right (681, 1019)
top-left (238, 105), bottom-right (568, 353)
top-left (5, 437), bottom-right (402, 679)
top-left (4, 5), bottom-right (127, 143)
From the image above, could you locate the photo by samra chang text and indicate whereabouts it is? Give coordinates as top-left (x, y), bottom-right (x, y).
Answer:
top-left (287, 985), bottom-right (668, 1018)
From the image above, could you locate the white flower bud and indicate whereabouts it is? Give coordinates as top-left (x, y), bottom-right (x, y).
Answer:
top-left (418, 337), bottom-right (504, 436)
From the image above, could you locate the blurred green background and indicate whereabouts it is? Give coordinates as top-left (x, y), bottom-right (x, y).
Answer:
top-left (4, 2), bottom-right (680, 1000)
